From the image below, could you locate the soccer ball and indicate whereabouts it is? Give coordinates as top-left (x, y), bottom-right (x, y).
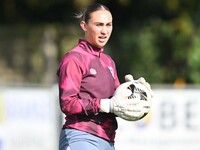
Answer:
top-left (126, 82), bottom-right (152, 121)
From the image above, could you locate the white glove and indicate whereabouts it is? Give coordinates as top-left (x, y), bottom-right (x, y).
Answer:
top-left (100, 81), bottom-right (150, 121)
top-left (125, 74), bottom-right (153, 97)
top-left (100, 74), bottom-right (153, 121)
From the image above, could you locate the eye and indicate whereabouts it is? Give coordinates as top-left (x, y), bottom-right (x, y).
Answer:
top-left (96, 23), bottom-right (103, 26)
top-left (107, 23), bottom-right (112, 27)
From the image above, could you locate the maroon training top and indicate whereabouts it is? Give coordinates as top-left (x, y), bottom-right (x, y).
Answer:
top-left (57, 39), bottom-right (120, 142)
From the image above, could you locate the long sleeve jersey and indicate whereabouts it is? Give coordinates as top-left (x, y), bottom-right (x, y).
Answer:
top-left (57, 39), bottom-right (120, 142)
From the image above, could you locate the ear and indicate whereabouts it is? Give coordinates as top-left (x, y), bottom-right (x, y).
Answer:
top-left (80, 21), bottom-right (87, 31)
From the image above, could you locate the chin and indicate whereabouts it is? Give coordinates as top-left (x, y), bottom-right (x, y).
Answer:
top-left (98, 44), bottom-right (105, 48)
top-left (97, 42), bottom-right (107, 48)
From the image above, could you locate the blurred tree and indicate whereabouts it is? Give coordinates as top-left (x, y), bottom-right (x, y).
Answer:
top-left (0, 0), bottom-right (200, 84)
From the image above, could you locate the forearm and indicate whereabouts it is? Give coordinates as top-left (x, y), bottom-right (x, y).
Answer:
top-left (59, 89), bottom-right (101, 116)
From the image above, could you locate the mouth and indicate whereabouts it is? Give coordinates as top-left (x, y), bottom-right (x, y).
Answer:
top-left (98, 36), bottom-right (107, 42)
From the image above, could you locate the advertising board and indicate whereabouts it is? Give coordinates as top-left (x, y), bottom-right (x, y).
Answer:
top-left (115, 88), bottom-right (200, 150)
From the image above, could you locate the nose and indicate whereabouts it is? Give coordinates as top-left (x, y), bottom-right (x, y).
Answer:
top-left (101, 26), bottom-right (107, 34)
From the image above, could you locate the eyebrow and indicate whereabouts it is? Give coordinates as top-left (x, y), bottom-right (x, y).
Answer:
top-left (94, 21), bottom-right (112, 24)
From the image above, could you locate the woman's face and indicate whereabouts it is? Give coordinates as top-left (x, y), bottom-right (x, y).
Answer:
top-left (80, 9), bottom-right (113, 48)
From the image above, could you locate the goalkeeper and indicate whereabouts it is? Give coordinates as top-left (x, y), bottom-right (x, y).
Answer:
top-left (57, 3), bottom-right (153, 150)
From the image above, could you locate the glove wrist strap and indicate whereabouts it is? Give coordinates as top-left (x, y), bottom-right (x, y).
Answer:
top-left (100, 99), bottom-right (111, 113)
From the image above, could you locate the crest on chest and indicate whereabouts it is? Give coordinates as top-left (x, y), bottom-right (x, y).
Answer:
top-left (108, 67), bottom-right (114, 78)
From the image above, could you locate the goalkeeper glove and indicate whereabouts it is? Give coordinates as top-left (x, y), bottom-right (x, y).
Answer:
top-left (125, 74), bottom-right (153, 97)
top-left (100, 82), bottom-right (147, 119)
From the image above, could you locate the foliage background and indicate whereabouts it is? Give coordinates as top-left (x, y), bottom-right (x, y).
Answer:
top-left (0, 0), bottom-right (200, 85)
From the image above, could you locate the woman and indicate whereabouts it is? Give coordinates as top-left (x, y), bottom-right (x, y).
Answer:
top-left (57, 3), bottom-right (150, 150)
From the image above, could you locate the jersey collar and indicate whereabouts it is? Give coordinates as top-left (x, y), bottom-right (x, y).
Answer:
top-left (78, 39), bottom-right (104, 57)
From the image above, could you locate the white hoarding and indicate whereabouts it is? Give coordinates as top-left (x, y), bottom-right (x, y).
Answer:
top-left (0, 86), bottom-right (60, 150)
top-left (0, 86), bottom-right (199, 150)
top-left (115, 88), bottom-right (200, 150)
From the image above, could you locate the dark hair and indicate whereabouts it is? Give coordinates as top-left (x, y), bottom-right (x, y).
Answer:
top-left (75, 3), bottom-right (111, 23)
